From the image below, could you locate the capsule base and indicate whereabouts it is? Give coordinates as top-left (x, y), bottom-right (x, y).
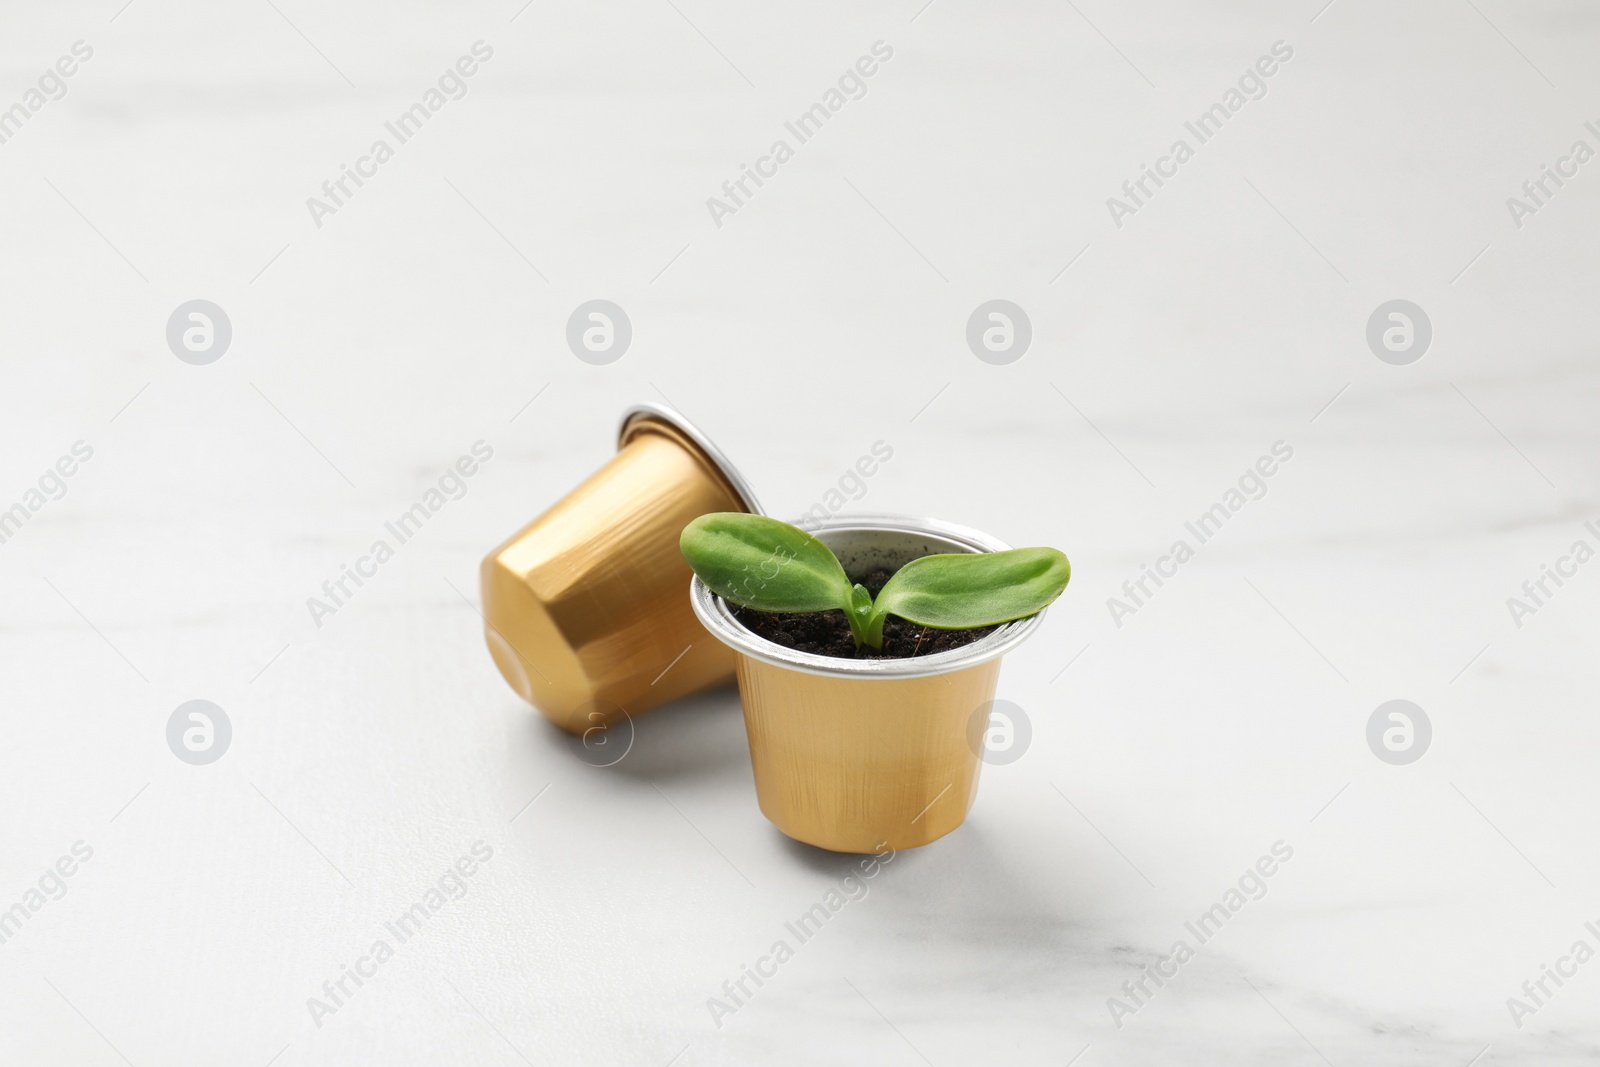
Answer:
top-left (735, 655), bottom-right (999, 853)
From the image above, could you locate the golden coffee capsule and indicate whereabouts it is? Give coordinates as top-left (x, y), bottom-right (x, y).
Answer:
top-left (479, 404), bottom-right (761, 734)
top-left (690, 515), bottom-right (1046, 852)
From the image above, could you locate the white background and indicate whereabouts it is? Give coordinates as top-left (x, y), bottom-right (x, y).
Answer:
top-left (2, 1), bottom-right (1598, 1064)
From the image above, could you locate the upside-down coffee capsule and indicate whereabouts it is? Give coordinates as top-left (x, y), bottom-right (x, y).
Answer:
top-left (479, 404), bottom-right (762, 734)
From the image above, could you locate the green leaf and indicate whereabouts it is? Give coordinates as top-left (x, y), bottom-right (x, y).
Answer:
top-left (684, 515), bottom-right (1072, 653)
top-left (868, 548), bottom-right (1070, 634)
top-left (680, 513), bottom-right (854, 615)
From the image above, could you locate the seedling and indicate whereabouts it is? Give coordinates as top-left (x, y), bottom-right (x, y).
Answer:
top-left (680, 513), bottom-right (1070, 650)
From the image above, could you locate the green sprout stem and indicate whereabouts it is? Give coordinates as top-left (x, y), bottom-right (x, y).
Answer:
top-left (847, 583), bottom-right (882, 649)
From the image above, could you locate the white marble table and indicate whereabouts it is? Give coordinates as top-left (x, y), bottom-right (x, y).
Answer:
top-left (2, 1), bottom-right (1598, 1063)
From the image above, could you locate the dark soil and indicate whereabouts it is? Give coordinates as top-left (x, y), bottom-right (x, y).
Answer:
top-left (730, 566), bottom-right (999, 660)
